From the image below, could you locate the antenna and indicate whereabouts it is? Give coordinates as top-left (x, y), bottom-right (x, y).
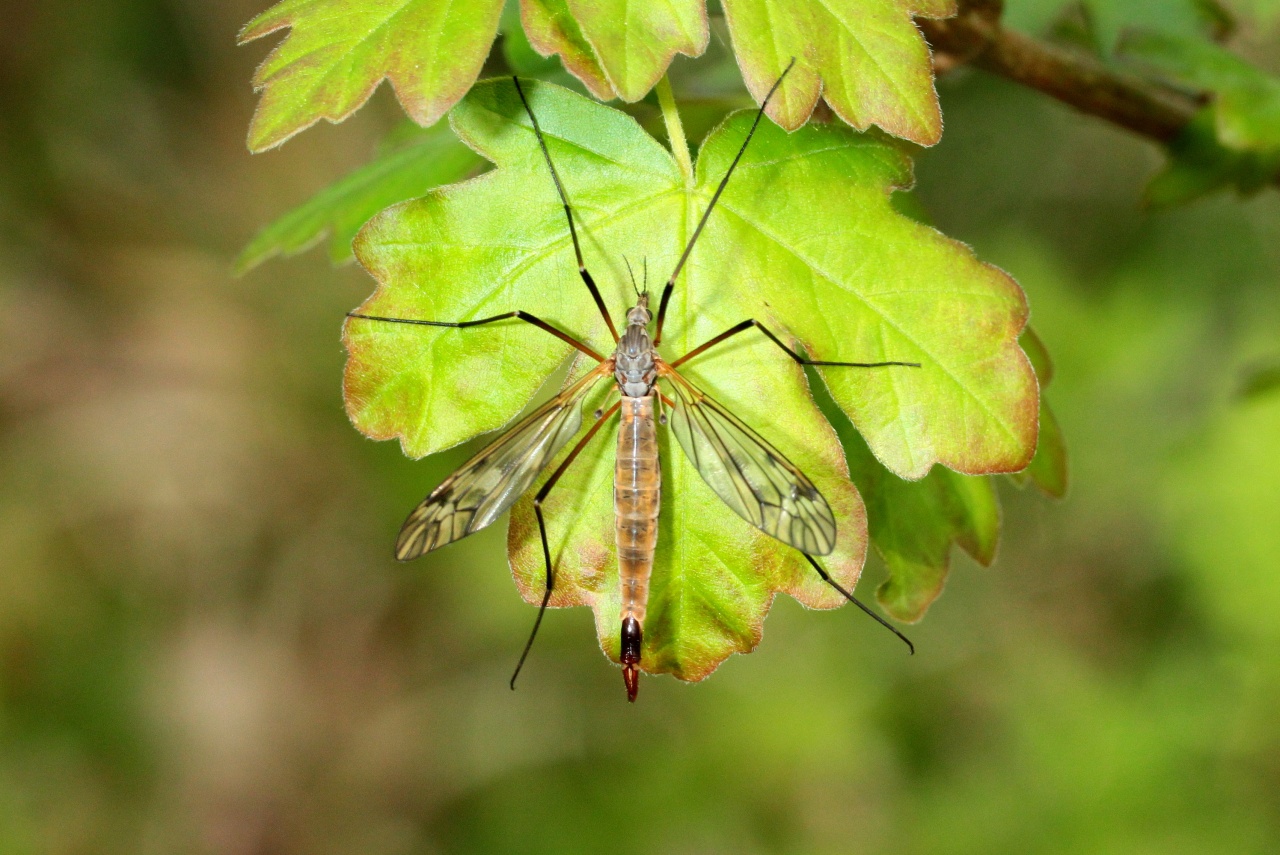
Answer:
top-left (623, 255), bottom-right (642, 299)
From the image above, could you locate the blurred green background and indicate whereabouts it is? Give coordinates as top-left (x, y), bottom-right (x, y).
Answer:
top-left (2, 1), bottom-right (1279, 853)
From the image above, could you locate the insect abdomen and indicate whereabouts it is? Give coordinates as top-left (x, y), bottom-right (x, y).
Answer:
top-left (615, 394), bottom-right (660, 632)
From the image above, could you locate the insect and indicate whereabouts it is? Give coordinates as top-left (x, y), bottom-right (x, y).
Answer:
top-left (348, 62), bottom-right (920, 701)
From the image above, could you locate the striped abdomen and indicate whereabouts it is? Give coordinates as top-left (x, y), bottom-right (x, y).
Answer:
top-left (615, 394), bottom-right (660, 638)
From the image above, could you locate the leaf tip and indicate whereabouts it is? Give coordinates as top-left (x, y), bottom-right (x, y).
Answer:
top-left (875, 569), bottom-right (943, 625)
top-left (231, 246), bottom-right (265, 278)
top-left (236, 9), bottom-right (286, 46)
top-left (246, 110), bottom-right (300, 154)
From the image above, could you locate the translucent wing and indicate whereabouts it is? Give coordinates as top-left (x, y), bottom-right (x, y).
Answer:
top-left (396, 362), bottom-right (613, 560)
top-left (661, 366), bottom-right (838, 556)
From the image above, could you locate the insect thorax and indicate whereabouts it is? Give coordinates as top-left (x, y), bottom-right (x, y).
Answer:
top-left (614, 303), bottom-right (656, 398)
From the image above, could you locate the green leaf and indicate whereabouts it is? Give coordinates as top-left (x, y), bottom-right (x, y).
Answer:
top-left (1123, 33), bottom-right (1280, 202)
top-left (500, 4), bottom-right (563, 78)
top-left (238, 0), bottom-right (505, 152)
top-left (833, 325), bottom-right (1064, 625)
top-left (518, 0), bottom-right (614, 98)
top-left (1019, 324), bottom-right (1054, 387)
top-left (1082, 0), bottom-right (1211, 53)
top-left (1008, 326), bottom-right (1068, 498)
top-left (862, 441), bottom-right (1000, 624)
top-left (518, 0), bottom-right (711, 102)
top-left (235, 1), bottom-right (960, 150)
top-left (344, 80), bottom-right (1036, 681)
top-left (806, 365), bottom-right (999, 624)
top-left (720, 0), bottom-right (956, 144)
top-left (1145, 109), bottom-right (1280, 206)
top-left (1124, 31), bottom-right (1280, 151)
top-left (1014, 398), bottom-right (1068, 497)
top-left (567, 0), bottom-right (710, 102)
top-left (509, 356), bottom-right (870, 683)
top-left (236, 125), bottom-right (483, 272)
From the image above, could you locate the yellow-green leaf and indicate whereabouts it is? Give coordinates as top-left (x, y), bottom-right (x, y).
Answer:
top-left (519, 0), bottom-right (614, 99)
top-left (344, 80), bottom-right (1037, 681)
top-left (239, 0), bottom-right (504, 151)
top-left (563, 0), bottom-right (709, 102)
top-left (720, 0), bottom-right (955, 143)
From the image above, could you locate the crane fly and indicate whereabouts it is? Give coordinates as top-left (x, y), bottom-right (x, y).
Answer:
top-left (348, 61), bottom-right (921, 701)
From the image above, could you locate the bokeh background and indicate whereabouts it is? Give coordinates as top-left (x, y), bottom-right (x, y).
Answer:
top-left (2, 1), bottom-right (1279, 853)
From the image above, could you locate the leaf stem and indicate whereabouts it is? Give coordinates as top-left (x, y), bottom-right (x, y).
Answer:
top-left (656, 75), bottom-right (693, 182)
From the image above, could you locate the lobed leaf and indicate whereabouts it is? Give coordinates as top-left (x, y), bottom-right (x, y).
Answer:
top-left (720, 0), bottom-right (955, 144)
top-left (239, 0), bottom-right (961, 151)
top-left (239, 0), bottom-right (504, 152)
top-left (237, 125), bottom-right (482, 272)
top-left (522, 0), bottom-right (711, 103)
top-left (560, 0), bottom-right (709, 102)
top-left (519, 0), bottom-right (614, 99)
top-left (345, 80), bottom-right (1037, 681)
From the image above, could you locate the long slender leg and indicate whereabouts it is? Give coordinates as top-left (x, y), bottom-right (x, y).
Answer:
top-left (671, 319), bottom-right (921, 369)
top-left (654, 58), bottom-right (796, 346)
top-left (512, 76), bottom-right (619, 343)
top-left (511, 400), bottom-right (623, 689)
top-left (803, 554), bottom-right (915, 655)
top-left (347, 310), bottom-right (606, 363)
